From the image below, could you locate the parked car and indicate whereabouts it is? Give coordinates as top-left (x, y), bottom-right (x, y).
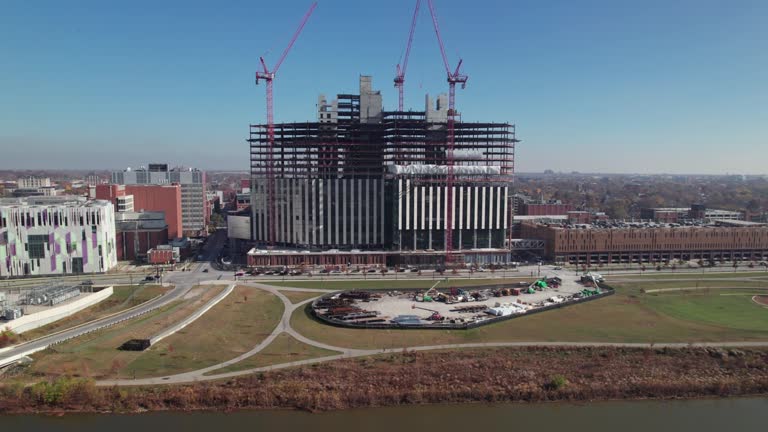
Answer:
top-left (202, 268), bottom-right (209, 273)
top-left (235, 271), bottom-right (245, 277)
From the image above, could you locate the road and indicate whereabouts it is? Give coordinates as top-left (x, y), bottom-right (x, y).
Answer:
top-left (0, 230), bottom-right (230, 367)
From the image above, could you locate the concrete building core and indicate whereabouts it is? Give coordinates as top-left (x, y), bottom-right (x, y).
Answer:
top-left (249, 76), bottom-right (518, 266)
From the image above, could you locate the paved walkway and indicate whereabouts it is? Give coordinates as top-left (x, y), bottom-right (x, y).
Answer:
top-left (96, 280), bottom-right (768, 387)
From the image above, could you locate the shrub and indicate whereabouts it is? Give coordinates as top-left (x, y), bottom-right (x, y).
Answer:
top-left (0, 328), bottom-right (20, 348)
top-left (548, 374), bottom-right (569, 391)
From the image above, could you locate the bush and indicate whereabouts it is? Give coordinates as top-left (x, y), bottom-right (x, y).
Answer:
top-left (0, 328), bottom-right (20, 348)
top-left (548, 374), bottom-right (569, 391)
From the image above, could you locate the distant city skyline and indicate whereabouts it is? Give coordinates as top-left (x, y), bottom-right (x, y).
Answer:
top-left (2, 0), bottom-right (766, 174)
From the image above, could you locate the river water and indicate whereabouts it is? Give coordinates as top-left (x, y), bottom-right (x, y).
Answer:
top-left (4, 398), bottom-right (766, 431)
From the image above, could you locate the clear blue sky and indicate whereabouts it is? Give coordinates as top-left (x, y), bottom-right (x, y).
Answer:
top-left (2, 0), bottom-right (766, 174)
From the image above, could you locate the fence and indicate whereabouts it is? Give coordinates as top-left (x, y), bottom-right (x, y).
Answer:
top-left (310, 283), bottom-right (615, 331)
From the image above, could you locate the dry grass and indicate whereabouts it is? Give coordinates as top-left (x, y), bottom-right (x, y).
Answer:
top-left (278, 290), bottom-right (324, 305)
top-left (3, 347), bottom-right (767, 414)
top-left (124, 286), bottom-right (283, 378)
top-left (19, 285), bottom-right (229, 381)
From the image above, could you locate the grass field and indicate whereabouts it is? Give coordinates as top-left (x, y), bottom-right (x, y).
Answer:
top-left (123, 286), bottom-right (283, 378)
top-left (20, 284), bottom-right (170, 341)
top-left (643, 292), bottom-right (768, 332)
top-left (609, 271), bottom-right (768, 280)
top-left (205, 333), bottom-right (340, 375)
top-left (613, 280), bottom-right (768, 291)
top-left (19, 285), bottom-right (228, 381)
top-left (287, 278), bottom-right (768, 350)
top-left (268, 277), bottom-right (532, 290)
top-left (278, 290), bottom-right (325, 304)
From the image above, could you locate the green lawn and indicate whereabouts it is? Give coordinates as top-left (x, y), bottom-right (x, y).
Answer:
top-left (267, 277), bottom-right (532, 290)
top-left (20, 285), bottom-right (170, 341)
top-left (643, 292), bottom-right (768, 332)
top-left (611, 271), bottom-right (768, 280)
top-left (614, 280), bottom-right (768, 291)
top-left (287, 279), bottom-right (768, 350)
top-left (205, 333), bottom-right (340, 375)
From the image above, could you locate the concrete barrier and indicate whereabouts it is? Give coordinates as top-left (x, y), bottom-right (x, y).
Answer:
top-left (2, 287), bottom-right (114, 334)
top-left (149, 284), bottom-right (235, 345)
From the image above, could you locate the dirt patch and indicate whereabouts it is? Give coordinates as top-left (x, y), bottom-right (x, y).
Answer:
top-left (754, 296), bottom-right (768, 307)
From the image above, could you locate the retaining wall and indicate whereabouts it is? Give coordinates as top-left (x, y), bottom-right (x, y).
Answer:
top-left (149, 284), bottom-right (235, 345)
top-left (2, 286), bottom-right (114, 334)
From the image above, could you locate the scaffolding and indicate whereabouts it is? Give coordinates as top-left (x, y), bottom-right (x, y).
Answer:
top-left (249, 113), bottom-right (516, 183)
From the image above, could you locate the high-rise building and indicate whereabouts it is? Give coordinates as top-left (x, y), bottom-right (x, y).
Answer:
top-left (248, 76), bottom-right (518, 266)
top-left (0, 196), bottom-right (117, 277)
top-left (111, 164), bottom-right (206, 236)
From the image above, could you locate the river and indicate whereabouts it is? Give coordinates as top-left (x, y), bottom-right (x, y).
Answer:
top-left (4, 398), bottom-right (766, 431)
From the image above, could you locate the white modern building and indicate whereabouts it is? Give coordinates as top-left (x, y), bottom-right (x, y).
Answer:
top-left (111, 163), bottom-right (207, 236)
top-left (0, 197), bottom-right (118, 277)
top-left (17, 177), bottom-right (52, 189)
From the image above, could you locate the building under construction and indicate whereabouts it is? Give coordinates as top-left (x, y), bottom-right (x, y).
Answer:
top-left (248, 76), bottom-right (518, 266)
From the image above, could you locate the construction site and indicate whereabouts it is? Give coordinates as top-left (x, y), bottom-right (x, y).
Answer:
top-left (247, 0), bottom-right (518, 268)
top-left (310, 270), bottom-right (610, 329)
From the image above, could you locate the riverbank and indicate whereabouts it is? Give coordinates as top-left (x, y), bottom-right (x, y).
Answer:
top-left (1, 346), bottom-right (767, 414)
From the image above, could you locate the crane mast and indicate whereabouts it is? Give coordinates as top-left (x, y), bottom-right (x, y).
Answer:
top-left (427, 0), bottom-right (467, 266)
top-left (255, 2), bottom-right (317, 248)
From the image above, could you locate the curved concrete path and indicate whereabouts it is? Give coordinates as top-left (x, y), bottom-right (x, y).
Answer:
top-left (96, 280), bottom-right (768, 387)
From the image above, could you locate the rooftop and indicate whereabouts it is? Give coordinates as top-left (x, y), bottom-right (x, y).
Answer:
top-left (529, 219), bottom-right (767, 231)
top-left (0, 196), bottom-right (111, 209)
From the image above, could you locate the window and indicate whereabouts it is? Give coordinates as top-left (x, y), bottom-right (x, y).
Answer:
top-left (27, 234), bottom-right (49, 259)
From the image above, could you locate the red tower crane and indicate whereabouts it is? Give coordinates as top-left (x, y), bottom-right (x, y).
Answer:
top-left (394, 0), bottom-right (422, 112)
top-left (255, 2), bottom-right (317, 247)
top-left (426, 0), bottom-right (467, 265)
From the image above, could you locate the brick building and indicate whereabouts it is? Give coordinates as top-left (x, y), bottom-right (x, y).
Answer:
top-left (96, 183), bottom-right (182, 239)
top-left (519, 202), bottom-right (574, 216)
top-left (521, 221), bottom-right (768, 265)
top-left (114, 211), bottom-right (169, 262)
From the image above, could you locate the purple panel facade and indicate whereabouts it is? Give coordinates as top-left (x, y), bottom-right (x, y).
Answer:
top-left (50, 255), bottom-right (56, 271)
top-left (82, 239), bottom-right (88, 265)
top-left (92, 231), bottom-right (97, 249)
top-left (10, 243), bottom-right (16, 256)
